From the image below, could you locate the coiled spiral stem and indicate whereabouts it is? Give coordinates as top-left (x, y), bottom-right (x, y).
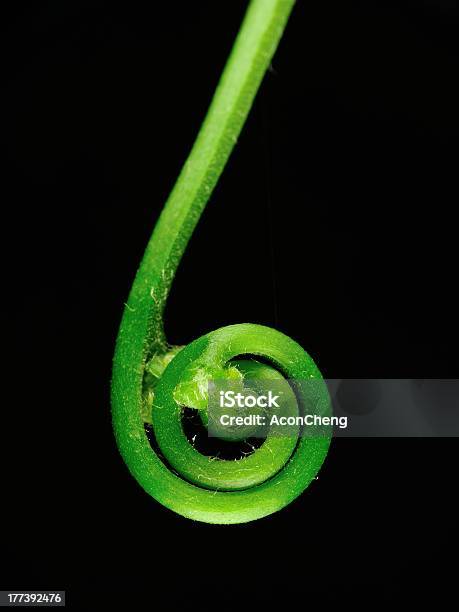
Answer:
top-left (111, 0), bottom-right (331, 524)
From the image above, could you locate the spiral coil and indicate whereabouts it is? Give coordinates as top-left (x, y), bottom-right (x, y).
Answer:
top-left (111, 0), bottom-right (331, 524)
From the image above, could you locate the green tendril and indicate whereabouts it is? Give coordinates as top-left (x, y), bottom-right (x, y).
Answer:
top-left (111, 0), bottom-right (331, 524)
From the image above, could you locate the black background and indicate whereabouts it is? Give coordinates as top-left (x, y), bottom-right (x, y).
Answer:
top-left (2, 1), bottom-right (458, 609)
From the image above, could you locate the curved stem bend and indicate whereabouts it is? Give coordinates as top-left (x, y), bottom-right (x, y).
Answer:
top-left (112, 0), bottom-right (331, 524)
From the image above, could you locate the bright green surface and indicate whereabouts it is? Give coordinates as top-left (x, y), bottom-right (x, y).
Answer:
top-left (111, 0), bottom-right (331, 524)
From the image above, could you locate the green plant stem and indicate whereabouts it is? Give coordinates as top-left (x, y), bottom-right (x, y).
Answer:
top-left (112, 0), bottom-right (331, 524)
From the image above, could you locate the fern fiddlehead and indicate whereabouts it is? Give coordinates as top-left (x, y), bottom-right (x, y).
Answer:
top-left (111, 0), bottom-right (331, 524)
